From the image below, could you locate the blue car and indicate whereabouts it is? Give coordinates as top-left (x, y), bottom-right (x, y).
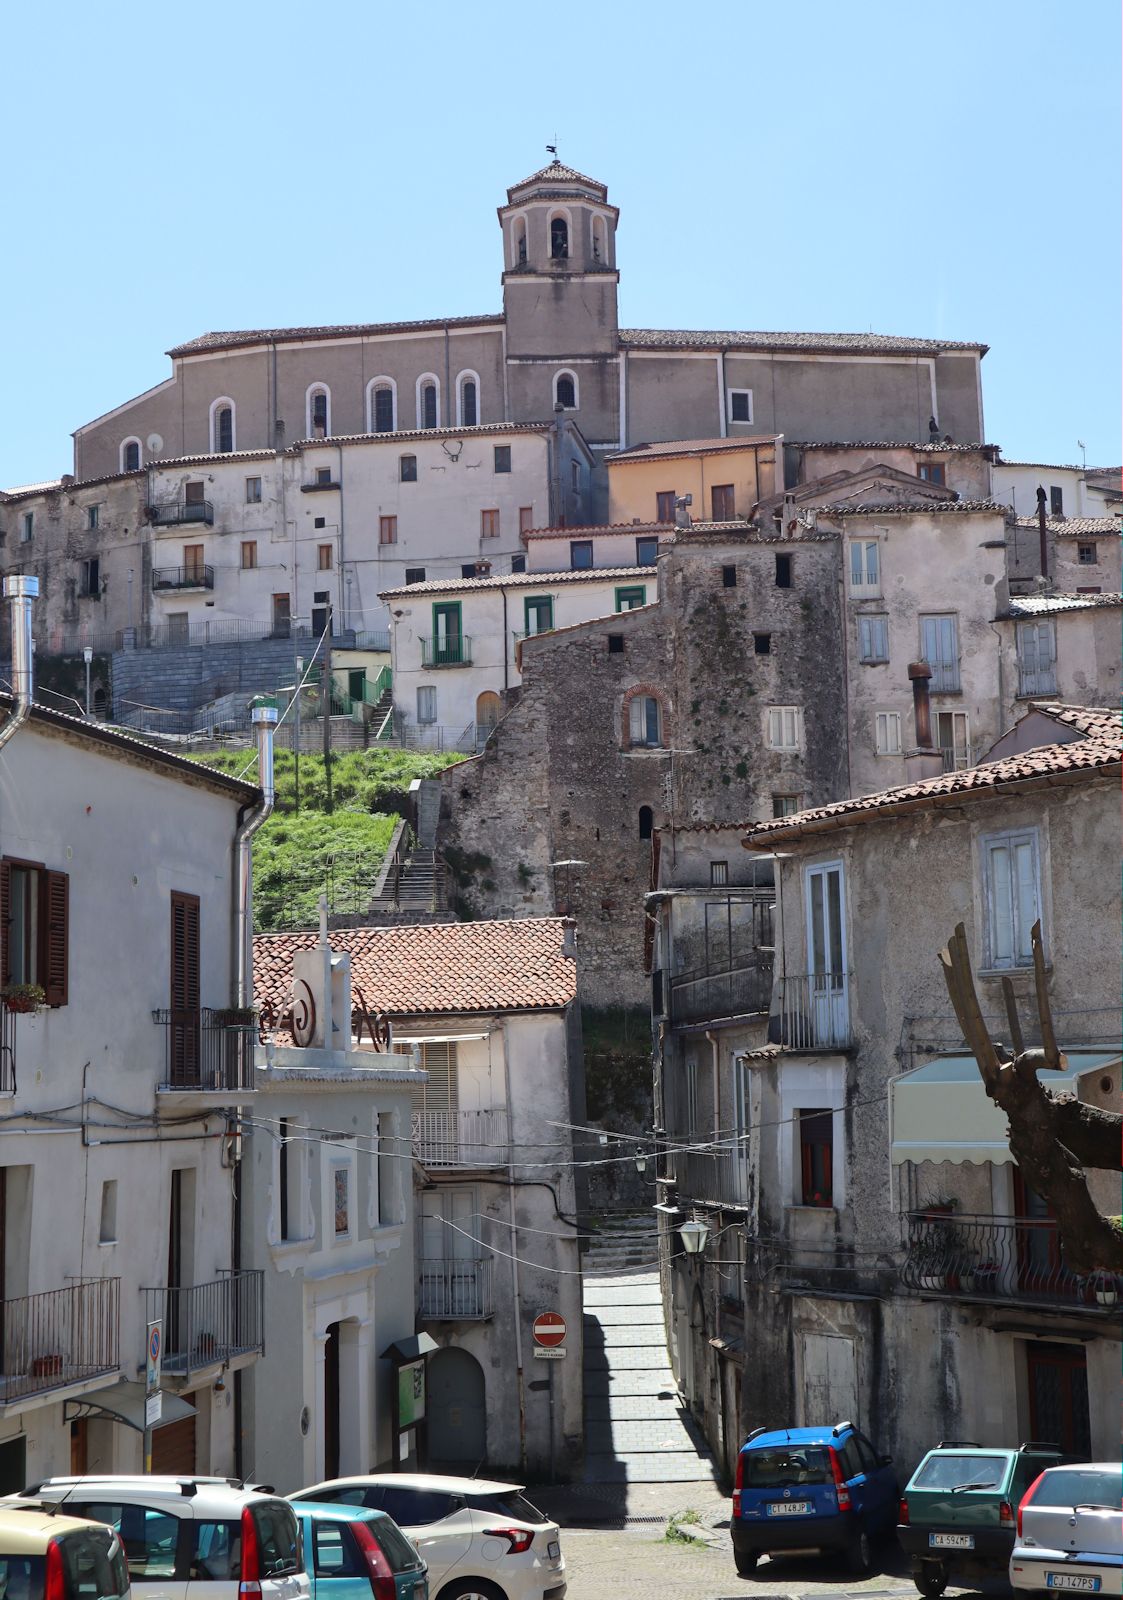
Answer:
top-left (732, 1421), bottom-right (899, 1576)
top-left (294, 1504), bottom-right (427, 1600)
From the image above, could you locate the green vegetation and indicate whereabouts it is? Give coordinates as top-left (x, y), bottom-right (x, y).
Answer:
top-left (188, 747), bottom-right (467, 930)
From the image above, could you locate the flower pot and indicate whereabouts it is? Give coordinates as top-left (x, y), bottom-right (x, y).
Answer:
top-left (31, 1354), bottom-right (63, 1378)
top-left (4, 998), bottom-right (38, 1014)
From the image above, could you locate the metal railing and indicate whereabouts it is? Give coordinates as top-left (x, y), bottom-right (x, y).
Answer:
top-left (148, 499), bottom-right (214, 527)
top-left (418, 1259), bottom-right (493, 1320)
top-left (774, 972), bottom-right (852, 1050)
top-left (152, 565), bottom-right (215, 592)
top-left (141, 1271), bottom-right (264, 1379)
top-left (0, 1006), bottom-right (15, 1094)
top-left (412, 1109), bottom-right (510, 1167)
top-left (152, 1007), bottom-right (257, 1091)
top-left (901, 1212), bottom-right (1110, 1310)
top-left (668, 1141), bottom-right (749, 1207)
top-left (670, 959), bottom-right (773, 1026)
top-left (421, 636), bottom-right (473, 668)
top-left (0, 1279), bottom-right (120, 1404)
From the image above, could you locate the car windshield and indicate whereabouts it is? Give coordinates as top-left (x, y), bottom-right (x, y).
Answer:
top-left (741, 1447), bottom-right (833, 1488)
top-left (464, 1493), bottom-right (548, 1525)
top-left (367, 1520), bottom-right (424, 1575)
top-left (914, 1454), bottom-right (1004, 1491)
top-left (1031, 1470), bottom-right (1123, 1509)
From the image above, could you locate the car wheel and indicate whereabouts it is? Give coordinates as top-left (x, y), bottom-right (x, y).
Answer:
top-left (913, 1563), bottom-right (947, 1599)
top-left (847, 1529), bottom-right (872, 1574)
top-left (438, 1581), bottom-right (505, 1600)
top-left (734, 1549), bottom-right (759, 1576)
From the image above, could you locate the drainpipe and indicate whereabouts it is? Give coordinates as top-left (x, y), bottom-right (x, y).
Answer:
top-left (0, 575), bottom-right (39, 752)
top-left (233, 702), bottom-right (278, 1008)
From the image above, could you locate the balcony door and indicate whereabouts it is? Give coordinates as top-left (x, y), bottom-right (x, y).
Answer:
top-left (805, 862), bottom-right (847, 1046)
top-left (420, 1188), bottom-right (482, 1317)
top-left (433, 603), bottom-right (462, 666)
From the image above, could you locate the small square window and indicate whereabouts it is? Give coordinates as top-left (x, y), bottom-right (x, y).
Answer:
top-left (710, 861), bottom-right (729, 887)
top-left (241, 541), bottom-right (258, 570)
top-left (379, 515), bottom-right (398, 546)
top-left (510, 554), bottom-right (526, 574)
top-left (767, 706), bottom-right (802, 751)
top-left (636, 536), bottom-right (659, 566)
top-left (754, 633), bottom-right (771, 655)
top-left (656, 491), bottom-right (676, 523)
top-left (775, 553), bottom-right (792, 588)
top-left (874, 711), bottom-right (901, 754)
top-left (772, 794), bottom-right (801, 818)
top-left (570, 541), bottom-right (593, 570)
top-left (722, 565), bottom-right (737, 588)
top-left (404, 567), bottom-right (426, 585)
top-left (494, 445), bottom-right (512, 474)
top-left (461, 563), bottom-right (477, 578)
top-left (481, 508), bottom-right (500, 538)
top-left (86, 505), bottom-right (100, 531)
top-left (318, 544), bottom-right (333, 570)
top-left (615, 585), bottom-right (646, 611)
top-left (918, 462), bottom-right (946, 485)
top-left (727, 389), bottom-right (753, 425)
top-left (314, 516), bottom-right (326, 530)
top-left (316, 467), bottom-right (333, 486)
top-left (1077, 542), bottom-right (1097, 565)
top-left (400, 455), bottom-right (417, 483)
top-left (245, 476), bottom-right (262, 503)
top-left (608, 634), bottom-right (625, 654)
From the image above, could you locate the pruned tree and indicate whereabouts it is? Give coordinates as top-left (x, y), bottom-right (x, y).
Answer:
top-left (938, 920), bottom-right (1122, 1276)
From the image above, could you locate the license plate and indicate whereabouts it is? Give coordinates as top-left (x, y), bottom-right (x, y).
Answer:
top-left (1047, 1576), bottom-right (1100, 1592)
top-left (767, 1501), bottom-right (813, 1516)
top-left (929, 1533), bottom-right (974, 1549)
top-left (548, 1540), bottom-right (560, 1560)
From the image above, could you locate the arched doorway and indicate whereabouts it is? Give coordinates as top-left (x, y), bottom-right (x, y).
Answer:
top-left (428, 1347), bottom-right (486, 1468)
top-left (476, 692), bottom-right (501, 750)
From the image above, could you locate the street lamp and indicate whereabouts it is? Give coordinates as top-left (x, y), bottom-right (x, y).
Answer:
top-left (634, 1152), bottom-right (650, 1176)
top-left (678, 1218), bottom-right (709, 1255)
top-left (82, 647), bottom-right (93, 718)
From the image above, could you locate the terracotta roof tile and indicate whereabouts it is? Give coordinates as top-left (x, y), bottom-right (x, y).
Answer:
top-left (168, 314), bottom-right (504, 358)
top-left (378, 565), bottom-right (654, 598)
top-left (619, 328), bottom-right (987, 355)
top-left (1002, 592), bottom-right (1123, 616)
top-left (746, 731), bottom-right (1122, 845)
top-left (607, 435), bottom-right (779, 463)
top-left (524, 521), bottom-right (671, 539)
top-left (1013, 516), bottom-right (1120, 536)
top-left (814, 500), bottom-right (1007, 516)
top-left (253, 917), bottom-right (577, 1020)
top-left (794, 441), bottom-right (993, 454)
top-left (1030, 704), bottom-right (1123, 736)
top-left (506, 161), bottom-right (608, 199)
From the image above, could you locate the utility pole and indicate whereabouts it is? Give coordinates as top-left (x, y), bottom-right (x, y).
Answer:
top-left (293, 655), bottom-right (303, 813)
top-left (321, 611), bottom-right (333, 814)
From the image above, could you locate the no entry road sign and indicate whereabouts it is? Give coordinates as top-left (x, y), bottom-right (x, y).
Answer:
top-left (532, 1311), bottom-right (567, 1348)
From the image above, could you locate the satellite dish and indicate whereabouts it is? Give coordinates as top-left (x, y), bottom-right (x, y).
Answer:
top-left (146, 433), bottom-right (164, 454)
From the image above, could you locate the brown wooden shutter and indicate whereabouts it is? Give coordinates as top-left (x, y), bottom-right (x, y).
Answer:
top-left (42, 871), bottom-right (69, 1007)
top-left (170, 893), bottom-right (201, 1085)
top-left (0, 861), bottom-right (10, 987)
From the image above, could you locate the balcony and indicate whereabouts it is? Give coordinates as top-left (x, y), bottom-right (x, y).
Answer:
top-left (772, 973), bottom-right (852, 1051)
top-left (667, 1141), bottom-right (749, 1207)
top-left (421, 636), bottom-right (473, 668)
top-left (153, 1008), bottom-right (257, 1093)
top-left (670, 959), bottom-right (773, 1027)
top-left (412, 1109), bottom-right (509, 1167)
top-left (901, 1212), bottom-right (1115, 1313)
top-left (418, 1258), bottom-right (493, 1320)
top-left (0, 1279), bottom-right (120, 1405)
top-left (141, 1270), bottom-right (264, 1381)
top-left (152, 565), bottom-right (214, 592)
top-left (148, 499), bottom-right (214, 528)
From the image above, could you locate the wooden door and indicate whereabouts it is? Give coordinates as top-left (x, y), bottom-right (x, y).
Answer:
top-left (1027, 1342), bottom-right (1090, 1456)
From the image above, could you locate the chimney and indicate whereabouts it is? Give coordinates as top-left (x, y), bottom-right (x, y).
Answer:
top-left (561, 920), bottom-right (578, 959)
top-left (905, 660), bottom-right (943, 782)
top-left (674, 493), bottom-right (693, 529)
top-left (234, 699), bottom-right (278, 1008)
top-left (1, 576), bottom-right (39, 752)
top-left (1036, 485), bottom-right (1049, 578)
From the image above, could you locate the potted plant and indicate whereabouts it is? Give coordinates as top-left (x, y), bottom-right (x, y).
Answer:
top-left (30, 1353), bottom-right (63, 1378)
top-left (912, 1243), bottom-right (951, 1291)
top-left (973, 1260), bottom-right (1000, 1294)
top-left (2, 984), bottom-right (46, 1015)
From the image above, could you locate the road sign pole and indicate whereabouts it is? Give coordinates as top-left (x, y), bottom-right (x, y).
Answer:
top-left (548, 1359), bottom-right (556, 1484)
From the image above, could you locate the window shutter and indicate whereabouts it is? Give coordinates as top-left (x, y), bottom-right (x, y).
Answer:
top-left (0, 860), bottom-right (10, 987)
top-left (629, 697), bottom-right (644, 743)
top-left (42, 870), bottom-right (69, 1007)
top-left (170, 893), bottom-right (201, 1085)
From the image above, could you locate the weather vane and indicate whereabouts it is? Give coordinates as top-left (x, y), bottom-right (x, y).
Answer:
top-left (546, 136), bottom-right (558, 161)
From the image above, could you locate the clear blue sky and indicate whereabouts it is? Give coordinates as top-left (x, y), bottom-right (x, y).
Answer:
top-left (4, 0), bottom-right (1119, 486)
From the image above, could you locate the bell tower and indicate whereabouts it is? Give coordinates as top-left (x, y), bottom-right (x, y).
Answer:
top-left (499, 159), bottom-right (620, 359)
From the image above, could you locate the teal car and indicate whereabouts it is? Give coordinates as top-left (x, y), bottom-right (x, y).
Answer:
top-left (294, 1505), bottom-right (427, 1600)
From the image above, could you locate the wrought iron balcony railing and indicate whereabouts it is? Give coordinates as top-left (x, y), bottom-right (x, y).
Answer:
top-left (152, 565), bottom-right (215, 592)
top-left (0, 1279), bottom-right (120, 1405)
top-left (901, 1212), bottom-right (1116, 1312)
top-left (152, 1007), bottom-right (257, 1091)
top-left (411, 1109), bottom-right (509, 1167)
top-left (665, 1141), bottom-right (750, 1207)
top-left (418, 1258), bottom-right (493, 1320)
top-left (670, 959), bottom-right (773, 1026)
top-left (141, 1270), bottom-right (264, 1379)
top-left (420, 636), bottom-right (473, 668)
top-left (773, 972), bottom-right (852, 1050)
top-left (148, 500), bottom-right (214, 527)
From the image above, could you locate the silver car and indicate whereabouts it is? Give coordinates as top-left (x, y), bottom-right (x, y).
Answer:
top-left (1010, 1463), bottom-right (1122, 1598)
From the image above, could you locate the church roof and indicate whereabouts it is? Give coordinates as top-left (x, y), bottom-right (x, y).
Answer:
top-left (619, 328), bottom-right (987, 356)
top-left (506, 160), bottom-right (608, 201)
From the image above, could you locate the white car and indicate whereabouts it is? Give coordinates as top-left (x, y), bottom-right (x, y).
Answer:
top-left (1010, 1462), bottom-right (1122, 1598)
top-left (4, 1476), bottom-right (310, 1600)
top-left (290, 1475), bottom-right (565, 1600)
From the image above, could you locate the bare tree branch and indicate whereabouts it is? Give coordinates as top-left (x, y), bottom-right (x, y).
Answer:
top-left (1032, 920), bottom-right (1060, 1069)
top-left (1001, 977), bottom-right (1025, 1055)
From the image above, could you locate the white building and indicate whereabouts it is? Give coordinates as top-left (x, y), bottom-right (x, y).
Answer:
top-left (381, 565), bottom-right (658, 747)
top-left (0, 592), bottom-right (268, 1489)
top-left (991, 458), bottom-right (1122, 521)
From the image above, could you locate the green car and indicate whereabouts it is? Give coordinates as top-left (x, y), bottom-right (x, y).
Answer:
top-left (898, 1440), bottom-right (1063, 1597)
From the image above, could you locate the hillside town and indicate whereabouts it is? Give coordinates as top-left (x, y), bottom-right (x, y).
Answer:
top-left (0, 148), bottom-right (1118, 1600)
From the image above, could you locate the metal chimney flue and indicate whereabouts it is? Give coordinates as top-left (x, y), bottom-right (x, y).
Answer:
top-left (1036, 485), bottom-right (1049, 578)
top-left (908, 659), bottom-right (934, 750)
top-left (0, 575), bottom-right (39, 752)
top-left (234, 700), bottom-right (278, 1008)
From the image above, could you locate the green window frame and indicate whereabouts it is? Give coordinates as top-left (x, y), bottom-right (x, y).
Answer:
top-left (523, 595), bottom-right (554, 635)
top-left (615, 585), bottom-right (647, 612)
top-left (431, 601), bottom-right (463, 665)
